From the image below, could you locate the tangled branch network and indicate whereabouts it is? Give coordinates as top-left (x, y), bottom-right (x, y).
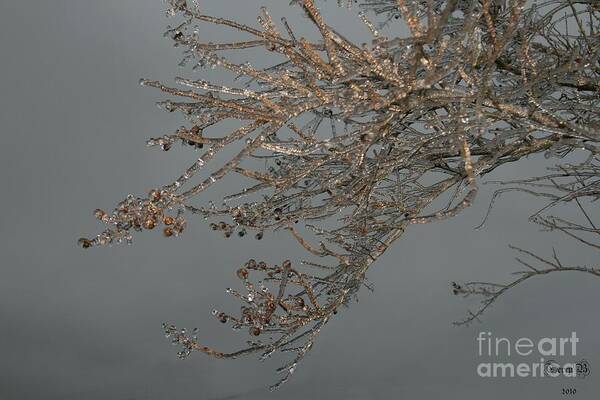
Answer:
top-left (80, 0), bottom-right (600, 389)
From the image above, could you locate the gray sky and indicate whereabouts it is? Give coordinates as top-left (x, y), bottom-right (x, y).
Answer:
top-left (0, 1), bottom-right (598, 399)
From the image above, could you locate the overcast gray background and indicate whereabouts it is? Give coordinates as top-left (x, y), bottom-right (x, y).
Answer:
top-left (0, 1), bottom-right (598, 399)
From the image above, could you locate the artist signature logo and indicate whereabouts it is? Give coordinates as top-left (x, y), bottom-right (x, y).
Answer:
top-left (544, 359), bottom-right (591, 379)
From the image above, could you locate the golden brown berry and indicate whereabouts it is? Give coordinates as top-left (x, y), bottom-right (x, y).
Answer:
top-left (143, 219), bottom-right (156, 230)
top-left (163, 216), bottom-right (175, 225)
top-left (250, 327), bottom-right (261, 336)
top-left (163, 227), bottom-right (174, 237)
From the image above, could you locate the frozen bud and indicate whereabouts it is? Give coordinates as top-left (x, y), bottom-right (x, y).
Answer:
top-left (98, 233), bottom-right (111, 246)
top-left (236, 268), bottom-right (249, 280)
top-left (78, 238), bottom-right (92, 249)
top-left (149, 190), bottom-right (161, 202)
top-left (93, 209), bottom-right (106, 220)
